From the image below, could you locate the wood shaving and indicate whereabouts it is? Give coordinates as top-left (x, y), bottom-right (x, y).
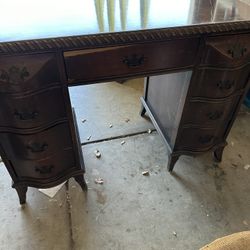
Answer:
top-left (94, 150), bottom-right (101, 158)
top-left (142, 171), bottom-right (150, 176)
top-left (95, 178), bottom-right (104, 184)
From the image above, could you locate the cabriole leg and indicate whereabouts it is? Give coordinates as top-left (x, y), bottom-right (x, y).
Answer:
top-left (13, 185), bottom-right (28, 205)
top-left (74, 174), bottom-right (88, 191)
top-left (140, 105), bottom-right (146, 116)
top-left (213, 145), bottom-right (226, 162)
top-left (167, 154), bottom-right (180, 172)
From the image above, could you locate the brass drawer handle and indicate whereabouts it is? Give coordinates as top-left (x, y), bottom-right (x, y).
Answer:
top-left (27, 143), bottom-right (48, 153)
top-left (207, 111), bottom-right (223, 120)
top-left (199, 135), bottom-right (214, 144)
top-left (227, 44), bottom-right (247, 59)
top-left (122, 54), bottom-right (145, 67)
top-left (14, 110), bottom-right (39, 120)
top-left (217, 80), bottom-right (234, 91)
top-left (35, 165), bottom-right (54, 174)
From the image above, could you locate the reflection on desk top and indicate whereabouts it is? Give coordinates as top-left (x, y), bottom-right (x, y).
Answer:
top-left (0, 0), bottom-right (250, 43)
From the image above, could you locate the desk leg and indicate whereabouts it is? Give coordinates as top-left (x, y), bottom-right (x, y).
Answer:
top-left (13, 184), bottom-right (28, 205)
top-left (140, 77), bottom-right (149, 116)
top-left (74, 175), bottom-right (88, 191)
top-left (167, 154), bottom-right (180, 172)
top-left (213, 145), bottom-right (225, 162)
top-left (140, 106), bottom-right (146, 116)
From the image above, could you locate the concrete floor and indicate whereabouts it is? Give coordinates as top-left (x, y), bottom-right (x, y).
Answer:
top-left (0, 79), bottom-right (249, 250)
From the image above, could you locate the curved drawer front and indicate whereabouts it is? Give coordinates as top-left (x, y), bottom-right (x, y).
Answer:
top-left (0, 123), bottom-right (72, 160)
top-left (12, 149), bottom-right (76, 180)
top-left (175, 127), bottom-right (221, 151)
top-left (0, 53), bottom-right (60, 93)
top-left (191, 66), bottom-right (250, 98)
top-left (64, 38), bottom-right (199, 83)
top-left (182, 96), bottom-right (240, 126)
top-left (0, 86), bottom-right (67, 129)
top-left (202, 33), bottom-right (250, 68)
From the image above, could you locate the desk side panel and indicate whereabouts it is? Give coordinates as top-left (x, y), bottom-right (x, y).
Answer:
top-left (146, 71), bottom-right (192, 149)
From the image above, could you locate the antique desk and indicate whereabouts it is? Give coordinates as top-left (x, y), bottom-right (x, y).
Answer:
top-left (0, 0), bottom-right (250, 204)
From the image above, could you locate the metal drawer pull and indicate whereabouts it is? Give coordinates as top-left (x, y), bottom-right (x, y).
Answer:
top-left (27, 143), bottom-right (48, 153)
top-left (217, 80), bottom-right (234, 90)
top-left (199, 135), bottom-right (214, 144)
top-left (207, 111), bottom-right (223, 120)
top-left (14, 110), bottom-right (39, 120)
top-left (35, 165), bottom-right (54, 174)
top-left (123, 54), bottom-right (145, 67)
top-left (227, 44), bottom-right (247, 59)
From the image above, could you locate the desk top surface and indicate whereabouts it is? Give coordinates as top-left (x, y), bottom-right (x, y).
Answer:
top-left (1, 0), bottom-right (250, 44)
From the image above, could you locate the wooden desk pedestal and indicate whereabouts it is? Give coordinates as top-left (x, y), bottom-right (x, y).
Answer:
top-left (141, 33), bottom-right (250, 171)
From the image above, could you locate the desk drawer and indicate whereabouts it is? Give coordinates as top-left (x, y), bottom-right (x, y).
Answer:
top-left (182, 96), bottom-right (240, 126)
top-left (64, 39), bottom-right (199, 83)
top-left (191, 66), bottom-right (250, 98)
top-left (0, 53), bottom-right (60, 93)
top-left (0, 123), bottom-right (72, 160)
top-left (175, 128), bottom-right (221, 151)
top-left (12, 149), bottom-right (76, 180)
top-left (202, 33), bottom-right (250, 67)
top-left (0, 86), bottom-right (67, 129)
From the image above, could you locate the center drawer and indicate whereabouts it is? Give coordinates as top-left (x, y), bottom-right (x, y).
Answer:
top-left (0, 122), bottom-right (72, 160)
top-left (0, 85), bottom-right (67, 130)
top-left (64, 38), bottom-right (199, 83)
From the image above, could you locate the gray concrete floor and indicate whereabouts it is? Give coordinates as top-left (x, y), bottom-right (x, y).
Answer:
top-left (0, 79), bottom-right (249, 250)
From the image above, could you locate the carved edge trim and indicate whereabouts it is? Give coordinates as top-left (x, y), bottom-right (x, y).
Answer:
top-left (1, 21), bottom-right (250, 54)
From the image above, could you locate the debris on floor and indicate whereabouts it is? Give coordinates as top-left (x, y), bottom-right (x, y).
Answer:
top-left (109, 124), bottom-right (113, 128)
top-left (121, 140), bottom-right (125, 145)
top-left (81, 119), bottom-right (87, 123)
top-left (173, 231), bottom-right (177, 237)
top-left (142, 171), bottom-right (150, 176)
top-left (147, 129), bottom-right (152, 134)
top-left (231, 163), bottom-right (238, 168)
top-left (94, 150), bottom-right (101, 158)
top-left (39, 182), bottom-right (66, 198)
top-left (243, 220), bottom-right (248, 226)
top-left (95, 178), bottom-right (104, 184)
top-left (87, 135), bottom-right (92, 141)
top-left (125, 118), bottom-right (130, 122)
top-left (244, 164), bottom-right (250, 170)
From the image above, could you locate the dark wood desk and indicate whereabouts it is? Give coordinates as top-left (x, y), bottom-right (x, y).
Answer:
top-left (0, 0), bottom-right (250, 204)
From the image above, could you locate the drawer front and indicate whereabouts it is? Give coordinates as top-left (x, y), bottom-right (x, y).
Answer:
top-left (64, 39), bottom-right (199, 83)
top-left (202, 33), bottom-right (250, 67)
top-left (0, 86), bottom-right (67, 129)
top-left (0, 123), bottom-right (72, 160)
top-left (12, 149), bottom-right (76, 179)
top-left (182, 96), bottom-right (240, 126)
top-left (191, 66), bottom-right (250, 98)
top-left (0, 53), bottom-right (60, 93)
top-left (175, 128), bottom-right (221, 151)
